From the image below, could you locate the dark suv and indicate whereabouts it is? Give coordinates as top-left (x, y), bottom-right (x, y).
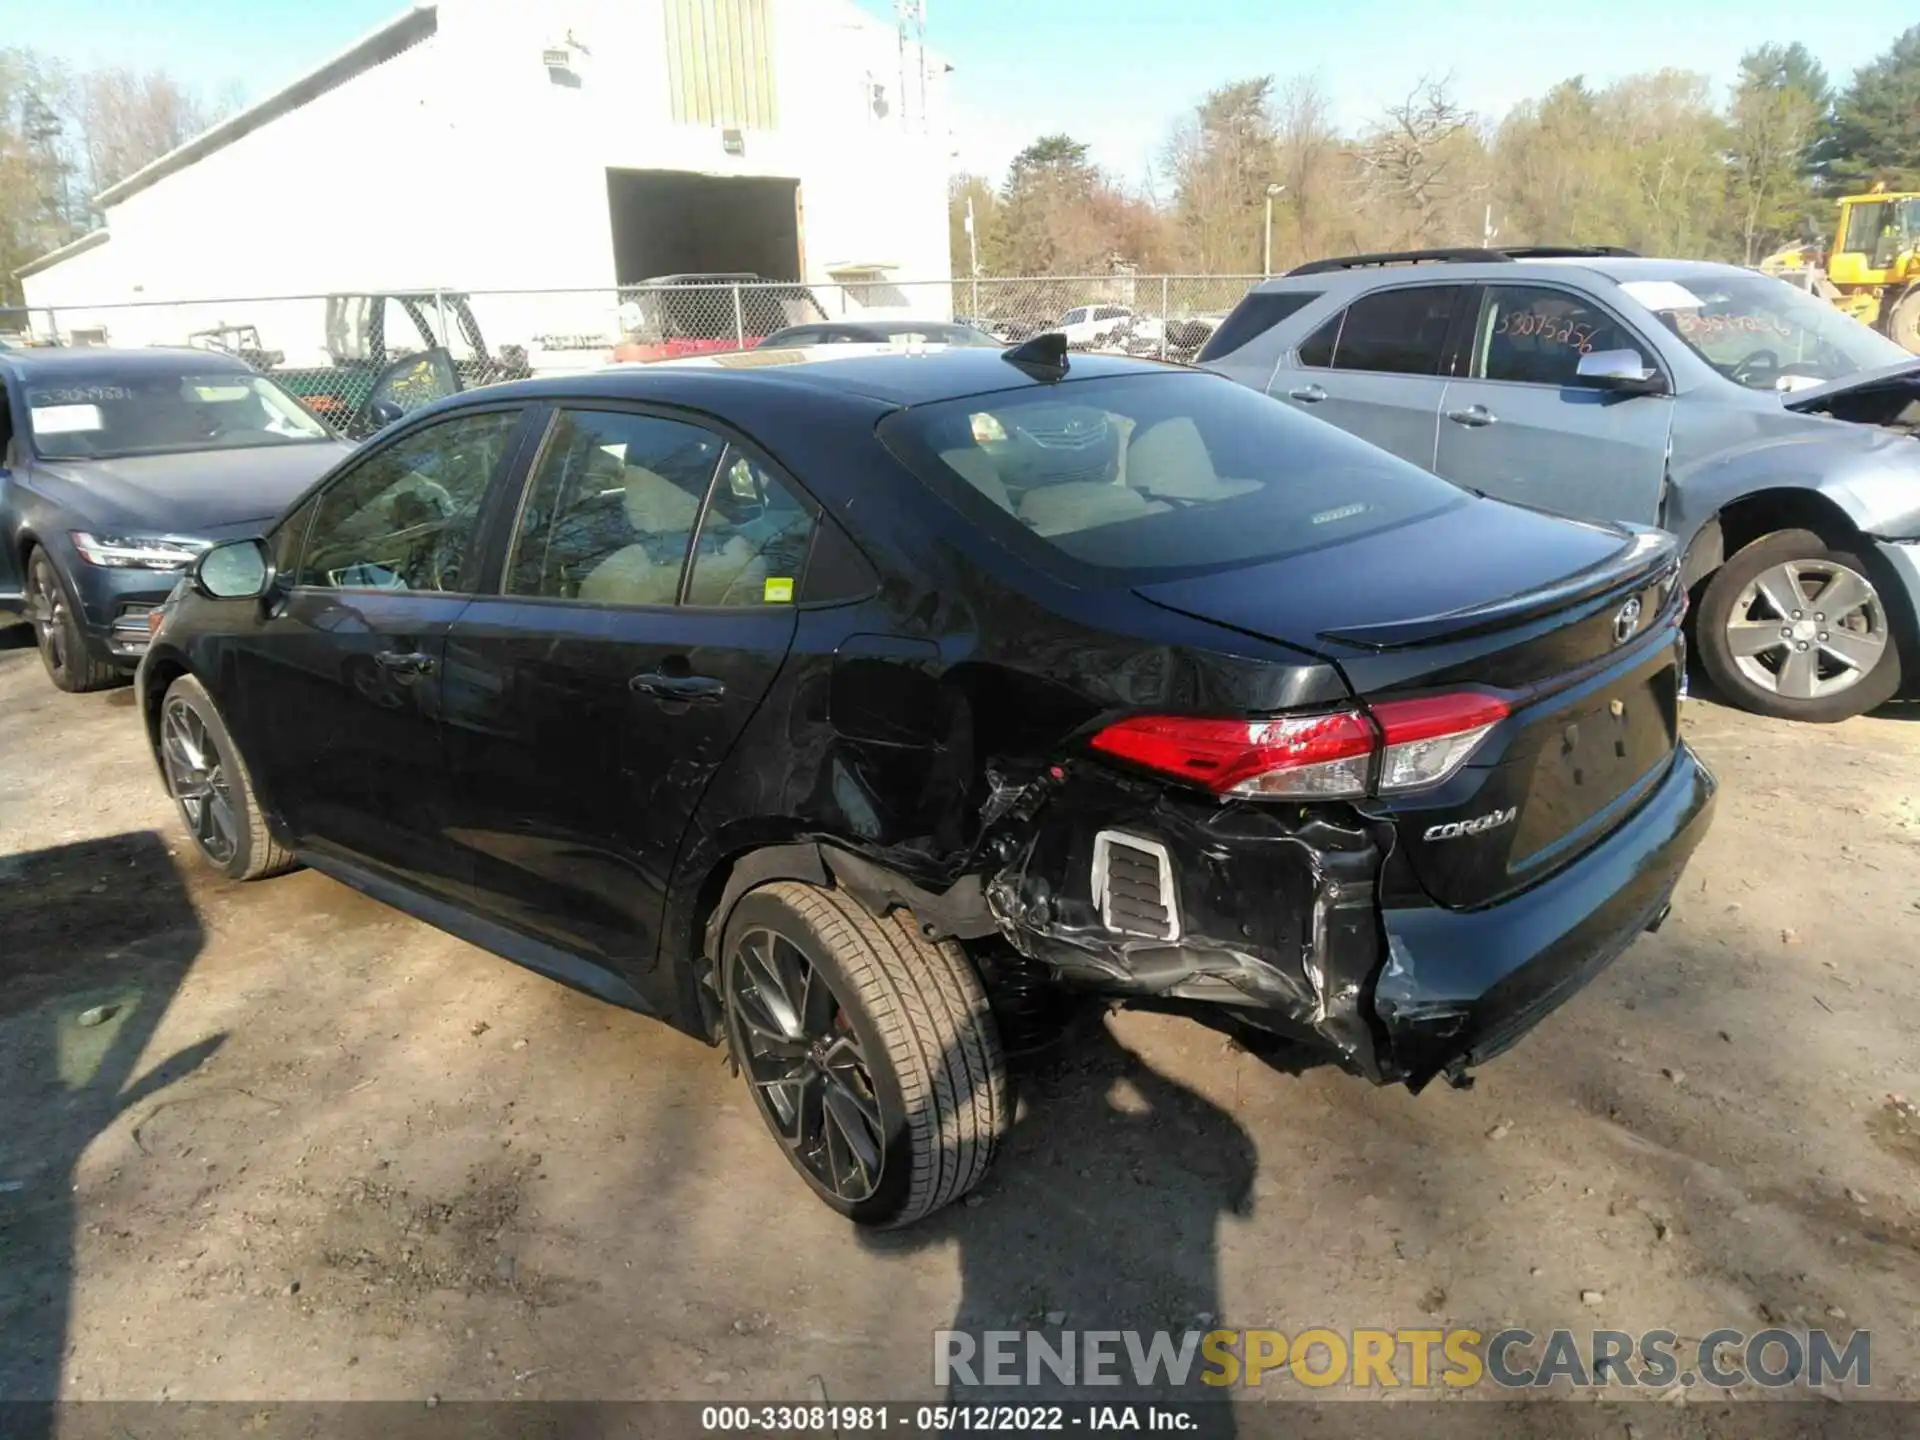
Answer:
top-left (137, 342), bottom-right (1714, 1226)
top-left (1201, 247), bottom-right (1920, 722)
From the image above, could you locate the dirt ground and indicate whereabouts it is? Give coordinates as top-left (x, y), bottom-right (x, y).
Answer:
top-left (2, 615), bottom-right (1918, 1413)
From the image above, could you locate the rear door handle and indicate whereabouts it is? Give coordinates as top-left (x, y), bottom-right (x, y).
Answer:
top-left (1447, 404), bottom-right (1497, 428)
top-left (374, 650), bottom-right (437, 677)
top-left (1288, 383), bottom-right (1328, 403)
top-left (630, 671), bottom-right (726, 703)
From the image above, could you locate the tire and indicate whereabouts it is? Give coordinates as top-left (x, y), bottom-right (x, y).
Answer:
top-left (720, 881), bottom-right (1009, 1227)
top-left (1697, 528), bottom-right (1904, 723)
top-left (1884, 285), bottom-right (1920, 354)
top-left (26, 548), bottom-right (121, 693)
top-left (158, 674), bottom-right (296, 880)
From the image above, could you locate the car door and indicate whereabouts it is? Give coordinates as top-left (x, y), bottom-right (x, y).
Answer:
top-left (1266, 283), bottom-right (1470, 469)
top-left (221, 403), bottom-right (534, 894)
top-left (437, 403), bottom-right (814, 972)
top-left (1434, 282), bottom-right (1674, 525)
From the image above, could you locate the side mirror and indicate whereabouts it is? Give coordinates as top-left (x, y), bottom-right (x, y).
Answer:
top-left (1575, 349), bottom-right (1668, 395)
top-left (191, 537), bottom-right (274, 600)
top-left (367, 398), bottom-right (407, 430)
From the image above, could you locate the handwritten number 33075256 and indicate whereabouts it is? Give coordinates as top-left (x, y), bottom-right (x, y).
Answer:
top-left (1494, 311), bottom-right (1597, 353)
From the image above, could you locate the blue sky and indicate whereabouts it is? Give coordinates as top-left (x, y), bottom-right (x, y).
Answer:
top-left (9, 0), bottom-right (1904, 185)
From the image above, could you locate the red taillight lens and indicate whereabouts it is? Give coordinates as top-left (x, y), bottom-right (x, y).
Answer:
top-left (1090, 712), bottom-right (1376, 799)
top-left (1090, 692), bottom-right (1509, 800)
top-left (1368, 691), bottom-right (1509, 793)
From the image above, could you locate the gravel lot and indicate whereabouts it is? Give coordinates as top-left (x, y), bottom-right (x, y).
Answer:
top-left (2, 616), bottom-right (1918, 1411)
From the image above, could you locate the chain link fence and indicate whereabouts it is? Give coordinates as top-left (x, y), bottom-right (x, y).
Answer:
top-left (5, 276), bottom-right (1264, 433)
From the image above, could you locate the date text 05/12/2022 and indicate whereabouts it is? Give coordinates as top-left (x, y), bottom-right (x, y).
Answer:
top-left (701, 1406), bottom-right (1203, 1431)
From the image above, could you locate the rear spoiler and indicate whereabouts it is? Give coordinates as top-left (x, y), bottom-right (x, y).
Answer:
top-left (1319, 528), bottom-right (1677, 651)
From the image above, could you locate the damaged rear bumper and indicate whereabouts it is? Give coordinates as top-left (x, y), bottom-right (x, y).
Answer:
top-left (1375, 741), bottom-right (1716, 1088)
top-left (988, 741), bottom-right (1714, 1090)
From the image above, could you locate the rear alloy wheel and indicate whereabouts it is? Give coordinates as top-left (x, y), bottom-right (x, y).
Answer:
top-left (26, 549), bottom-right (119, 693)
top-left (721, 882), bottom-right (1008, 1227)
top-left (1698, 528), bottom-right (1903, 722)
top-left (159, 675), bottom-right (295, 880)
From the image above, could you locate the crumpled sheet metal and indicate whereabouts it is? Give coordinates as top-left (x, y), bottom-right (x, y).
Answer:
top-left (979, 765), bottom-right (1388, 1077)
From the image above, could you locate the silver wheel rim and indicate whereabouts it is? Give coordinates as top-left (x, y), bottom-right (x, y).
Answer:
top-left (724, 927), bottom-right (884, 1204)
top-left (28, 562), bottom-right (68, 674)
top-left (161, 698), bottom-right (239, 864)
top-left (1725, 558), bottom-right (1888, 701)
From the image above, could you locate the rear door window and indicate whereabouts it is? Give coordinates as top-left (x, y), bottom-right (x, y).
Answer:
top-left (506, 409), bottom-right (725, 605)
top-left (684, 451), bottom-right (817, 607)
top-left (1323, 285), bottom-right (1467, 376)
top-left (877, 371), bottom-right (1466, 584)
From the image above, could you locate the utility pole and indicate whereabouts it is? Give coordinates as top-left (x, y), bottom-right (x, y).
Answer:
top-left (965, 190), bottom-right (979, 319)
top-left (1263, 183), bottom-right (1287, 277)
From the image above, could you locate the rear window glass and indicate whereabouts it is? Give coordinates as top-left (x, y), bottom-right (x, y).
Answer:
top-left (876, 371), bottom-right (1466, 584)
top-left (1325, 285), bottom-right (1465, 376)
top-left (1197, 291), bottom-right (1322, 362)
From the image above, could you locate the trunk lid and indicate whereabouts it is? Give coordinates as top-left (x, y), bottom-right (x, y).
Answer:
top-left (1134, 499), bottom-right (1683, 908)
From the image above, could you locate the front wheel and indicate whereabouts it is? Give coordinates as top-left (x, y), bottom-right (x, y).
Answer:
top-left (721, 882), bottom-right (1009, 1227)
top-left (1696, 528), bottom-right (1904, 722)
top-left (26, 549), bottom-right (119, 693)
top-left (159, 675), bottom-right (296, 880)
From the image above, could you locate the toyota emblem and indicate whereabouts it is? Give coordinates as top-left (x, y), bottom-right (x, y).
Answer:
top-left (1612, 596), bottom-right (1644, 646)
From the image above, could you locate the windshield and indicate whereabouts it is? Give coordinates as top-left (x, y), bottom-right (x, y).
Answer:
top-left (877, 371), bottom-right (1467, 584)
top-left (27, 370), bottom-right (331, 460)
top-left (1620, 274), bottom-right (1909, 391)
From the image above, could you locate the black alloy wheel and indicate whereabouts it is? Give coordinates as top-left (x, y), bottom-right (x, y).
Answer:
top-left (27, 549), bottom-right (118, 692)
top-left (720, 882), bottom-right (1009, 1227)
top-left (727, 921), bottom-right (886, 1205)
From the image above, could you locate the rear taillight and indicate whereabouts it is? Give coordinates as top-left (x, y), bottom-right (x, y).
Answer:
top-left (1369, 692), bottom-right (1509, 794)
top-left (1090, 691), bottom-right (1509, 800)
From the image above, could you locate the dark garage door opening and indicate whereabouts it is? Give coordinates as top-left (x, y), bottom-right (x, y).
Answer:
top-left (607, 170), bottom-right (801, 283)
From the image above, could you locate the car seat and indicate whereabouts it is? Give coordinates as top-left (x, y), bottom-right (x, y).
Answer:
top-left (576, 459), bottom-right (703, 605)
top-left (1124, 417), bottom-right (1258, 502)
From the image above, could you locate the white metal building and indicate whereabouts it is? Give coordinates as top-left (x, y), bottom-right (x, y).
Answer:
top-left (17, 0), bottom-right (953, 354)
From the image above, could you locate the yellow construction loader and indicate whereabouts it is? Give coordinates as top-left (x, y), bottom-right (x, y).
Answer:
top-left (1761, 187), bottom-right (1920, 353)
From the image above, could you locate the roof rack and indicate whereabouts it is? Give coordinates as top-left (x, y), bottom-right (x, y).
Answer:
top-left (1285, 244), bottom-right (1639, 277)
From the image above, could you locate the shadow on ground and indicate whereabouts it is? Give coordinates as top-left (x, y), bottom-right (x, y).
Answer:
top-left (0, 831), bottom-right (215, 1411)
top-left (862, 1006), bottom-right (1254, 1435)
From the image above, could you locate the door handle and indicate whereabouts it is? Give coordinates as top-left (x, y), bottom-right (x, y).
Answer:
top-left (374, 650), bottom-right (437, 677)
top-left (1288, 383), bottom-right (1328, 403)
top-left (630, 671), bottom-right (726, 703)
top-left (1447, 404), bottom-right (1497, 428)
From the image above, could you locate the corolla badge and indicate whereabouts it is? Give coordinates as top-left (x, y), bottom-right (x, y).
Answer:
top-left (1423, 807), bottom-right (1518, 842)
top-left (1613, 595), bottom-right (1644, 646)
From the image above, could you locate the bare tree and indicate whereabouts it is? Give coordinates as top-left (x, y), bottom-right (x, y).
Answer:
top-left (1358, 77), bottom-right (1480, 247)
top-left (75, 68), bottom-right (221, 197)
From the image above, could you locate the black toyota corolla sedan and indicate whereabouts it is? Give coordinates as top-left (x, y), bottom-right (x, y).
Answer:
top-left (137, 339), bottom-right (1714, 1226)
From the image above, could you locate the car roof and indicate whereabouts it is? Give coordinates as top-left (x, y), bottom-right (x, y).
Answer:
top-left (0, 346), bottom-right (254, 381)
top-left (1257, 254), bottom-right (1756, 293)
top-left (520, 344), bottom-right (1180, 408)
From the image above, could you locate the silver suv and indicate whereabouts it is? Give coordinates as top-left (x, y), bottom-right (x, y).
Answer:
top-left (1201, 246), bottom-right (1920, 722)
